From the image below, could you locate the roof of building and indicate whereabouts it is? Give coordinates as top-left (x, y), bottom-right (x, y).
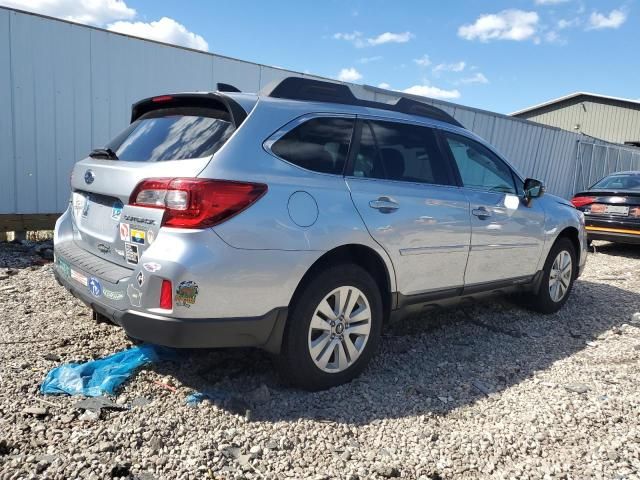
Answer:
top-left (511, 92), bottom-right (640, 117)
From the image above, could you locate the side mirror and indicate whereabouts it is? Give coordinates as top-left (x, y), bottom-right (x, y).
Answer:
top-left (523, 178), bottom-right (545, 202)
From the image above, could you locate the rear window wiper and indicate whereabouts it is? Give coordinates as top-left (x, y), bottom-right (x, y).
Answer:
top-left (89, 148), bottom-right (119, 160)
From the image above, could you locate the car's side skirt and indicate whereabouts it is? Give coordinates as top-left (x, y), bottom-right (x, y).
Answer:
top-left (391, 272), bottom-right (543, 321)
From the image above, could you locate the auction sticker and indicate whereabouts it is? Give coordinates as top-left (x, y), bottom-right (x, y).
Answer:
top-left (131, 229), bottom-right (145, 245)
top-left (124, 242), bottom-right (139, 265)
top-left (103, 288), bottom-right (125, 301)
top-left (119, 223), bottom-right (130, 242)
top-left (111, 201), bottom-right (123, 221)
top-left (88, 277), bottom-right (102, 298)
top-left (143, 262), bottom-right (161, 273)
top-left (56, 258), bottom-right (71, 278)
top-left (175, 281), bottom-right (199, 308)
top-left (70, 269), bottom-right (88, 286)
top-left (127, 284), bottom-right (142, 307)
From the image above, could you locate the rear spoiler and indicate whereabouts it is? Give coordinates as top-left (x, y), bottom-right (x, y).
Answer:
top-left (130, 92), bottom-right (248, 127)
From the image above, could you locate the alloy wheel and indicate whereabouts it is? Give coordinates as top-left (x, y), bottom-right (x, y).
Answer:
top-left (307, 286), bottom-right (372, 373)
top-left (548, 250), bottom-right (572, 302)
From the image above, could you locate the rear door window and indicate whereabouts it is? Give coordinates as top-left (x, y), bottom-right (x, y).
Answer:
top-left (105, 107), bottom-right (235, 161)
top-left (270, 117), bottom-right (355, 175)
top-left (349, 119), bottom-right (455, 186)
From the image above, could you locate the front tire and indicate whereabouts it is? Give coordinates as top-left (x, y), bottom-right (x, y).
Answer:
top-left (526, 237), bottom-right (577, 314)
top-left (277, 264), bottom-right (383, 391)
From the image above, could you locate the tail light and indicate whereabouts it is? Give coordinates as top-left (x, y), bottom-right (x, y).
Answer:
top-left (160, 279), bottom-right (172, 309)
top-left (631, 207), bottom-right (640, 218)
top-left (152, 95), bottom-right (173, 103)
top-left (571, 196), bottom-right (596, 208)
top-left (129, 178), bottom-right (267, 228)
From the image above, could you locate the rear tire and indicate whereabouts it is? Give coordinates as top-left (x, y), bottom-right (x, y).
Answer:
top-left (276, 264), bottom-right (383, 391)
top-left (525, 237), bottom-right (577, 314)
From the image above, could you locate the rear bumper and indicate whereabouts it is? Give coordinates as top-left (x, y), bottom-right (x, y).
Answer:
top-left (53, 267), bottom-right (287, 352)
top-left (585, 219), bottom-right (640, 244)
top-left (586, 229), bottom-right (640, 244)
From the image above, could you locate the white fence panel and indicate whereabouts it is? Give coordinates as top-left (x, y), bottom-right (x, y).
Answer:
top-left (212, 56), bottom-right (260, 93)
top-left (0, 9), bottom-right (16, 214)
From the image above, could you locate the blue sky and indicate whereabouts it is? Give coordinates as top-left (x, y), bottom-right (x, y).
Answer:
top-left (2, 0), bottom-right (636, 113)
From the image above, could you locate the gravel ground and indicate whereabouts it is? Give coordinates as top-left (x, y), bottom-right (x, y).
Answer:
top-left (1, 240), bottom-right (639, 479)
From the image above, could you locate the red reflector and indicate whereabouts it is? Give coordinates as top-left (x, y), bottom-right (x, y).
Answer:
top-left (160, 279), bottom-right (172, 309)
top-left (129, 178), bottom-right (268, 229)
top-left (571, 196), bottom-right (596, 208)
top-left (152, 95), bottom-right (173, 103)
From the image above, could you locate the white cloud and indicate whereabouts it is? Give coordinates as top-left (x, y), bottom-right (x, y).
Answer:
top-left (403, 85), bottom-right (461, 100)
top-left (413, 54), bottom-right (431, 67)
top-left (0, 0), bottom-right (211, 51)
top-left (543, 30), bottom-right (562, 43)
top-left (333, 30), bottom-right (414, 47)
top-left (587, 9), bottom-right (627, 30)
top-left (458, 9), bottom-right (539, 42)
top-left (378, 82), bottom-right (391, 89)
top-left (366, 31), bottom-right (414, 46)
top-left (534, 0), bottom-right (570, 5)
top-left (557, 17), bottom-right (581, 29)
top-left (333, 31), bottom-right (362, 41)
top-left (108, 17), bottom-right (209, 50)
top-left (458, 73), bottom-right (489, 85)
top-left (337, 67), bottom-right (363, 82)
top-left (358, 56), bottom-right (383, 64)
top-left (0, 0), bottom-right (135, 25)
top-left (434, 61), bottom-right (466, 74)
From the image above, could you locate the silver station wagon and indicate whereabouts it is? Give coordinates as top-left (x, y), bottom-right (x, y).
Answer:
top-left (54, 77), bottom-right (587, 390)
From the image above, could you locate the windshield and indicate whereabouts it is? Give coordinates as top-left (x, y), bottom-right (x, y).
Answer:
top-left (591, 174), bottom-right (640, 191)
top-left (104, 107), bottom-right (235, 161)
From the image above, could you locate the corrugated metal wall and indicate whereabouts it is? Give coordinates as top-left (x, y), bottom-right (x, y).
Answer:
top-left (574, 140), bottom-right (640, 192)
top-left (517, 99), bottom-right (640, 145)
top-left (361, 86), bottom-right (604, 199)
top-left (1, 7), bottom-right (638, 215)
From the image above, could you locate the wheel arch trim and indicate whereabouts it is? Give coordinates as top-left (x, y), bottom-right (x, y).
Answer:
top-left (289, 243), bottom-right (396, 320)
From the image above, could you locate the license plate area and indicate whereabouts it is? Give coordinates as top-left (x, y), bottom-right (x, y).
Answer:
top-left (605, 205), bottom-right (629, 216)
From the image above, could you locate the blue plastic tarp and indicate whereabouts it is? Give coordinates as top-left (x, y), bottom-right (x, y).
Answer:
top-left (40, 344), bottom-right (176, 397)
top-left (185, 389), bottom-right (230, 406)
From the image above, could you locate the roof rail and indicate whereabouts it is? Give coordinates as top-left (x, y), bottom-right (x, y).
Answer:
top-left (264, 77), bottom-right (464, 128)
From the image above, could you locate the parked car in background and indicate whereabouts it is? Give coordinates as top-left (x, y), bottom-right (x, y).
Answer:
top-left (53, 77), bottom-right (587, 390)
top-left (571, 171), bottom-right (640, 244)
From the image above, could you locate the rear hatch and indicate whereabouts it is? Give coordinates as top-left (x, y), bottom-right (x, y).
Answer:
top-left (70, 93), bottom-right (246, 268)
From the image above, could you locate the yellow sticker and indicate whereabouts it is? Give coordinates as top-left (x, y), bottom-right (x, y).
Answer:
top-left (131, 229), bottom-right (145, 245)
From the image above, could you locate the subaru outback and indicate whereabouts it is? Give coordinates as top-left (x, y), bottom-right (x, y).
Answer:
top-left (53, 77), bottom-right (587, 390)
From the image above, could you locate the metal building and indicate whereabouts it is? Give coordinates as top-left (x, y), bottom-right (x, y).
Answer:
top-left (512, 93), bottom-right (640, 147)
top-left (1, 6), bottom-right (640, 232)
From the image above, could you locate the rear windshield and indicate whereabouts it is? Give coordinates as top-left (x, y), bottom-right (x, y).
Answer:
top-left (105, 107), bottom-right (235, 161)
top-left (592, 174), bottom-right (640, 190)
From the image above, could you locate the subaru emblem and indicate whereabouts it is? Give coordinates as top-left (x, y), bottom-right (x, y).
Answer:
top-left (84, 169), bottom-right (95, 184)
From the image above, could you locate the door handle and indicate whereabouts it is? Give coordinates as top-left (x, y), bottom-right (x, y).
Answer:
top-left (472, 207), bottom-right (492, 219)
top-left (369, 197), bottom-right (399, 213)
